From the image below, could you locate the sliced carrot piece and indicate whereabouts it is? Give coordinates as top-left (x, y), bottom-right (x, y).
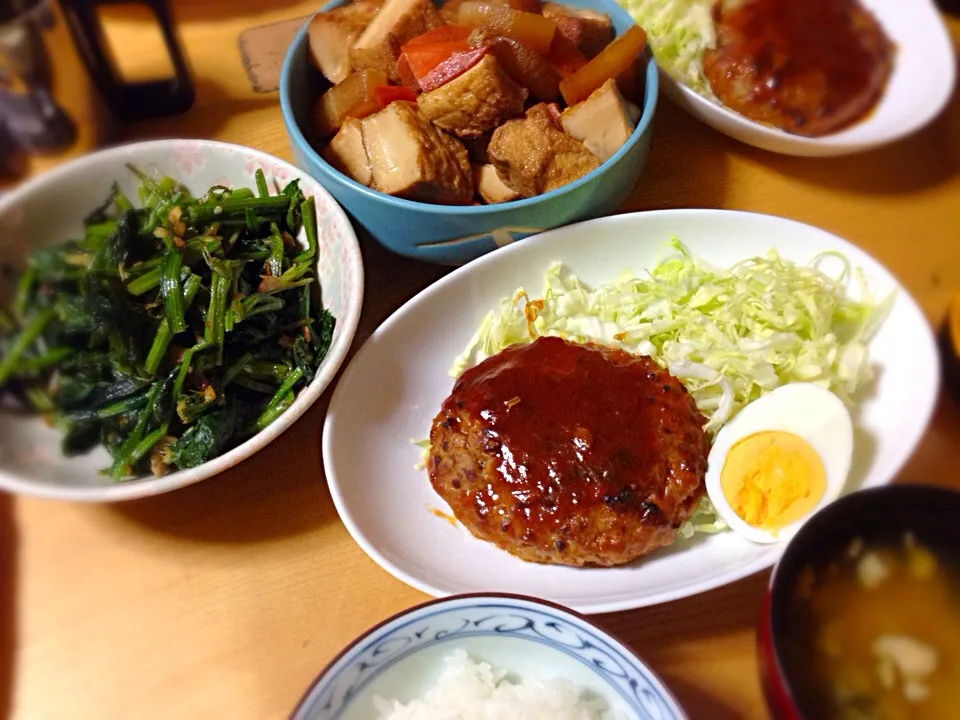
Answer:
top-left (417, 45), bottom-right (491, 93)
top-left (559, 24), bottom-right (646, 106)
top-left (457, 2), bottom-right (556, 55)
top-left (396, 53), bottom-right (420, 90)
top-left (402, 39), bottom-right (473, 78)
top-left (373, 85), bottom-right (420, 108)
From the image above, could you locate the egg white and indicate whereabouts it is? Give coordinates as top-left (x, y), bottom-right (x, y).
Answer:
top-left (704, 383), bottom-right (854, 544)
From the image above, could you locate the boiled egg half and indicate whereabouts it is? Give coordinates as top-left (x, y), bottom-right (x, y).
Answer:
top-left (705, 383), bottom-right (853, 544)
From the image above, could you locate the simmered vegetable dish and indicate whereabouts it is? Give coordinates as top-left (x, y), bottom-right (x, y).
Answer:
top-left (0, 169), bottom-right (335, 480)
top-left (307, 0), bottom-right (648, 204)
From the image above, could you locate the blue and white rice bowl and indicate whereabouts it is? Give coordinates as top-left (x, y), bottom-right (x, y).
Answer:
top-left (291, 594), bottom-right (686, 719)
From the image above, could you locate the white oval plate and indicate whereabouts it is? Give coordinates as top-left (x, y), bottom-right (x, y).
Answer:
top-left (657, 0), bottom-right (956, 157)
top-left (323, 210), bottom-right (939, 613)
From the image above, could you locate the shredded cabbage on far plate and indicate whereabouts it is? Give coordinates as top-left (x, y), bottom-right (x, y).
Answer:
top-left (615, 0), bottom-right (717, 97)
top-left (449, 238), bottom-right (894, 538)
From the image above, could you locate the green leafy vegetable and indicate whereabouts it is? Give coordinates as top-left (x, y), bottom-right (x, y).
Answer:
top-left (0, 168), bottom-right (336, 480)
top-left (450, 238), bottom-right (893, 536)
top-left (616, 0), bottom-right (716, 96)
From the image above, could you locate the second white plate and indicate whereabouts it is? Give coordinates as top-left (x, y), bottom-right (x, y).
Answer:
top-left (322, 210), bottom-right (939, 613)
top-left (657, 0), bottom-right (956, 156)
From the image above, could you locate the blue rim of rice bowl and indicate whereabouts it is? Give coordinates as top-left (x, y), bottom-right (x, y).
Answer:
top-left (290, 593), bottom-right (686, 719)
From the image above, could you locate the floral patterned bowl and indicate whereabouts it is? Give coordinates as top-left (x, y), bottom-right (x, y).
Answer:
top-left (291, 594), bottom-right (687, 720)
top-left (0, 139), bottom-right (364, 502)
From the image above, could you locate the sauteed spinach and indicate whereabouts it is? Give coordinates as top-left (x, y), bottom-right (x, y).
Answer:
top-left (0, 168), bottom-right (335, 479)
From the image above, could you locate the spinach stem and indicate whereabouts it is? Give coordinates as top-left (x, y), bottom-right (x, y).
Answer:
top-left (255, 169), bottom-right (269, 198)
top-left (110, 380), bottom-right (164, 479)
top-left (14, 266), bottom-right (37, 321)
top-left (294, 197), bottom-right (318, 265)
top-left (128, 425), bottom-right (169, 470)
top-left (254, 366), bottom-right (304, 430)
top-left (13, 347), bottom-right (72, 375)
top-left (174, 341), bottom-right (212, 401)
top-left (0, 308), bottom-right (54, 385)
top-left (186, 195), bottom-right (289, 224)
top-left (145, 273), bottom-right (202, 376)
top-left (204, 273), bottom-right (229, 364)
top-left (161, 250), bottom-right (187, 334)
top-left (127, 267), bottom-right (163, 296)
top-left (254, 391), bottom-right (295, 431)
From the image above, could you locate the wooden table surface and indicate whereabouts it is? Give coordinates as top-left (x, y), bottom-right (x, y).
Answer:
top-left (2, 3), bottom-right (960, 719)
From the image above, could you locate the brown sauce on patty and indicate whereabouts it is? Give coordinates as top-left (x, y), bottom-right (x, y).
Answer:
top-left (703, 0), bottom-right (894, 137)
top-left (430, 336), bottom-right (710, 565)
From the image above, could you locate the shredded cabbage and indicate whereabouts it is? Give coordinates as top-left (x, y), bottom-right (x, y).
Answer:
top-left (615, 0), bottom-right (717, 97)
top-left (450, 238), bottom-right (894, 537)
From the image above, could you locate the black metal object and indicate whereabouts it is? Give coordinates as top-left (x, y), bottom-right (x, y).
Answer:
top-left (58, 0), bottom-right (194, 121)
top-left (935, 0), bottom-right (960, 16)
top-left (0, 113), bottom-right (27, 176)
top-left (0, 0), bottom-right (42, 24)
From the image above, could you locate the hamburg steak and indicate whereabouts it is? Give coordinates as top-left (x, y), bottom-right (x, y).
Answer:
top-left (702, 0), bottom-right (894, 137)
top-left (428, 336), bottom-right (710, 567)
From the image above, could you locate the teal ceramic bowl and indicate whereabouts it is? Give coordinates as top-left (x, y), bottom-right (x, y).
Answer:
top-left (280, 0), bottom-right (659, 266)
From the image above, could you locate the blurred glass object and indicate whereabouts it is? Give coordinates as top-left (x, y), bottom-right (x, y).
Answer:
top-left (0, 0), bottom-right (77, 155)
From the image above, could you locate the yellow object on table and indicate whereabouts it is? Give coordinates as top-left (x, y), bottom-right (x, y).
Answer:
top-left (2, 3), bottom-right (960, 719)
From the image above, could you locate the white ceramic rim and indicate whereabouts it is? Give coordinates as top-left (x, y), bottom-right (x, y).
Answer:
top-left (0, 139), bottom-right (365, 502)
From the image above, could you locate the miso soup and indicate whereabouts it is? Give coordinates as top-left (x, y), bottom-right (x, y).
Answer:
top-left (783, 533), bottom-right (960, 720)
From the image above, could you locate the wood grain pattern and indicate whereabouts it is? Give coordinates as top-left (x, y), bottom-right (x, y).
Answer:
top-left (3, 4), bottom-right (960, 719)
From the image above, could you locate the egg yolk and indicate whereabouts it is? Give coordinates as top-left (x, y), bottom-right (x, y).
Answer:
top-left (720, 431), bottom-right (826, 533)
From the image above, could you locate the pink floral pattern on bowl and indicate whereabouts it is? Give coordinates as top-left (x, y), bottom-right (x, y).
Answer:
top-left (243, 153), bottom-right (294, 191)
top-left (0, 139), bottom-right (365, 503)
top-left (172, 140), bottom-right (208, 177)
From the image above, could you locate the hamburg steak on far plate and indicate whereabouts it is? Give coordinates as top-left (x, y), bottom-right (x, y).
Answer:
top-left (702, 0), bottom-right (894, 138)
top-left (428, 336), bottom-right (711, 567)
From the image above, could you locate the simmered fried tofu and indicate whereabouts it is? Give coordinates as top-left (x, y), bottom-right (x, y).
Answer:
top-left (308, 0), bottom-right (383, 85)
top-left (350, 0), bottom-right (444, 81)
top-left (417, 55), bottom-right (528, 139)
top-left (560, 79), bottom-right (635, 162)
top-left (487, 103), bottom-right (600, 197)
top-left (542, 2), bottom-right (613, 59)
top-left (474, 164), bottom-right (521, 204)
top-left (322, 119), bottom-right (373, 187)
top-left (361, 101), bottom-right (474, 204)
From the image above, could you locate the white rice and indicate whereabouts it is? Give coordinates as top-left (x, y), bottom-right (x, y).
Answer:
top-left (373, 650), bottom-right (619, 720)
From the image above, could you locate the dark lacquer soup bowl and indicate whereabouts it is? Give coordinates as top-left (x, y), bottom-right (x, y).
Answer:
top-left (758, 483), bottom-right (960, 720)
